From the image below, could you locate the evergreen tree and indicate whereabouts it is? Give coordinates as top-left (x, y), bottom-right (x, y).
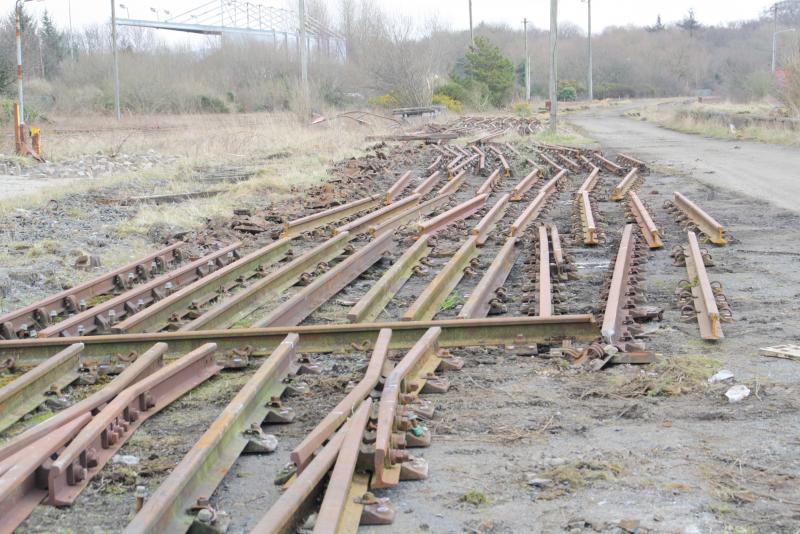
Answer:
top-left (40, 10), bottom-right (66, 78)
top-left (462, 36), bottom-right (514, 107)
top-left (678, 9), bottom-right (701, 37)
top-left (647, 15), bottom-right (665, 33)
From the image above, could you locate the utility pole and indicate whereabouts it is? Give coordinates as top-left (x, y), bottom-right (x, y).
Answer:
top-left (469, 0), bottom-right (474, 46)
top-left (773, 28), bottom-right (797, 73)
top-left (15, 1), bottom-right (25, 128)
top-left (298, 0), bottom-right (309, 97)
top-left (111, 0), bottom-right (121, 120)
top-left (586, 0), bottom-right (593, 101)
top-left (523, 18), bottom-right (530, 101)
top-left (68, 0), bottom-right (74, 60)
top-left (549, 0), bottom-right (558, 131)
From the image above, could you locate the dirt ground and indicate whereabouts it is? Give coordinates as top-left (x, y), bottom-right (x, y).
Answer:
top-left (3, 107), bottom-right (800, 533)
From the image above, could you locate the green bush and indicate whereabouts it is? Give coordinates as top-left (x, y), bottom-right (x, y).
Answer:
top-left (432, 94), bottom-right (462, 113)
top-left (511, 101), bottom-right (533, 117)
top-left (368, 93), bottom-right (400, 108)
top-left (462, 37), bottom-right (515, 107)
top-left (434, 82), bottom-right (470, 104)
top-left (558, 86), bottom-right (577, 101)
top-left (199, 95), bottom-right (230, 113)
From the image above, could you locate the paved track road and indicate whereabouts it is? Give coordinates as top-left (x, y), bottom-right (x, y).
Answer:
top-left (569, 106), bottom-right (800, 213)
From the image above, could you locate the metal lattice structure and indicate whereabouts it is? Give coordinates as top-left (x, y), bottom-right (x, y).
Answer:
top-left (116, 0), bottom-right (346, 60)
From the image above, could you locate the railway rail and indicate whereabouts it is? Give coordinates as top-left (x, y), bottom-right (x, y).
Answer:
top-left (665, 191), bottom-right (727, 245)
top-left (0, 125), bottom-right (736, 533)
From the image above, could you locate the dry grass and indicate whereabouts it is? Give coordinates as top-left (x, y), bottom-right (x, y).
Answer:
top-left (1, 112), bottom-right (399, 235)
top-left (634, 100), bottom-right (800, 146)
top-left (537, 460), bottom-right (626, 500)
top-left (583, 355), bottom-right (722, 399)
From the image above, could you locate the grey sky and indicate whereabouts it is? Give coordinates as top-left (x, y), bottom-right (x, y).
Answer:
top-left (21, 0), bottom-right (771, 35)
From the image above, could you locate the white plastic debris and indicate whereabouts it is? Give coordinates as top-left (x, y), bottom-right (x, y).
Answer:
top-left (725, 384), bottom-right (751, 403)
top-left (112, 454), bottom-right (140, 466)
top-left (708, 369), bottom-right (734, 383)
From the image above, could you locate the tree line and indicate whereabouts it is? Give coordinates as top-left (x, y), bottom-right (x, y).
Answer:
top-left (0, 1), bottom-right (798, 117)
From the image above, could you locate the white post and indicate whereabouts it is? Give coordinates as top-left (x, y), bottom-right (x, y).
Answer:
top-left (15, 1), bottom-right (25, 126)
top-left (549, 0), bottom-right (558, 131)
top-left (469, 0), bottom-right (474, 46)
top-left (111, 0), bottom-right (121, 119)
top-left (587, 0), bottom-right (593, 100)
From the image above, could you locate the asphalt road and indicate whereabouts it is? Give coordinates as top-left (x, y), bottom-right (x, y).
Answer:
top-left (569, 106), bottom-right (800, 213)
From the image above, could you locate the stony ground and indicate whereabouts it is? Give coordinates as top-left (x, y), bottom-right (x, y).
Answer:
top-left (3, 109), bottom-right (800, 534)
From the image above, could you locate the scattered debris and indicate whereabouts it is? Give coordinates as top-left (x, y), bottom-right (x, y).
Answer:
top-left (725, 384), bottom-right (751, 403)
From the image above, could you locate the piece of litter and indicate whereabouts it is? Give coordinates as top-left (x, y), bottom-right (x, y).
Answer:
top-left (725, 384), bottom-right (750, 403)
top-left (112, 454), bottom-right (140, 466)
top-left (708, 369), bottom-right (734, 383)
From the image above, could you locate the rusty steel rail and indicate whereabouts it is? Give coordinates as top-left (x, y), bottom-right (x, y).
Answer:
top-left (593, 153), bottom-right (625, 175)
top-left (556, 153), bottom-right (582, 173)
top-left (282, 195), bottom-right (383, 238)
top-left (676, 232), bottom-right (729, 340)
top-left (412, 170), bottom-right (443, 196)
top-left (416, 194), bottom-right (489, 237)
top-left (254, 232), bottom-right (396, 328)
top-left (47, 343), bottom-right (220, 506)
top-left (371, 192), bottom-right (454, 237)
top-left (180, 234), bottom-right (350, 331)
top-left (616, 152), bottom-right (648, 173)
top-left (123, 336), bottom-right (299, 534)
top-left (448, 154), bottom-right (478, 178)
top-left (373, 327), bottom-right (443, 488)
top-left (403, 235), bottom-right (480, 321)
top-left (0, 343), bottom-right (83, 433)
top-left (425, 155), bottom-right (442, 173)
top-left (291, 330), bottom-right (389, 475)
top-left (472, 145), bottom-right (486, 174)
top-left (471, 193), bottom-right (510, 246)
top-left (666, 192), bottom-right (727, 245)
top-left (38, 243), bottom-right (241, 338)
top-left (537, 226), bottom-right (554, 316)
top-left (610, 168), bottom-right (640, 201)
top-left (0, 242), bottom-right (185, 340)
top-left (511, 168), bottom-right (542, 201)
top-left (434, 170), bottom-right (467, 197)
top-left (458, 237), bottom-right (519, 318)
top-left (348, 237), bottom-right (432, 323)
top-left (385, 171), bottom-right (413, 204)
top-left (509, 170), bottom-right (565, 237)
top-left (336, 194), bottom-right (421, 237)
top-left (576, 191), bottom-right (600, 246)
top-left (312, 400), bottom-right (378, 533)
top-left (476, 168), bottom-right (502, 195)
top-left (600, 224), bottom-right (649, 352)
top-left (550, 225), bottom-right (565, 267)
top-left (0, 343), bottom-right (167, 464)
top-left (534, 150), bottom-right (565, 174)
top-left (1, 315), bottom-right (600, 365)
top-left (113, 238), bottom-right (291, 334)
top-left (0, 412), bottom-right (91, 534)
top-left (627, 192), bottom-right (663, 249)
top-left (488, 145), bottom-right (512, 176)
top-left (444, 153), bottom-right (463, 172)
top-left (250, 423), bottom-right (349, 534)
top-left (577, 167), bottom-right (601, 194)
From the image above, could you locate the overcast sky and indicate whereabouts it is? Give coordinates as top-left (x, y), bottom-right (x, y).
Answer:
top-left (20, 0), bottom-right (772, 35)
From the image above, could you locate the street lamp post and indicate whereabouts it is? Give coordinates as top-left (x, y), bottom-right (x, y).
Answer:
top-left (585, 0), bottom-right (592, 100)
top-left (523, 18), bottom-right (530, 101)
top-left (772, 28), bottom-right (796, 73)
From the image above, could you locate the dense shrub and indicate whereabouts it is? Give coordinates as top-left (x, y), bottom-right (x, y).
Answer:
top-left (432, 94), bottom-right (462, 113)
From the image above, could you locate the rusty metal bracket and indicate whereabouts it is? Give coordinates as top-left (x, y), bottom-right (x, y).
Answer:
top-left (47, 343), bottom-right (221, 506)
